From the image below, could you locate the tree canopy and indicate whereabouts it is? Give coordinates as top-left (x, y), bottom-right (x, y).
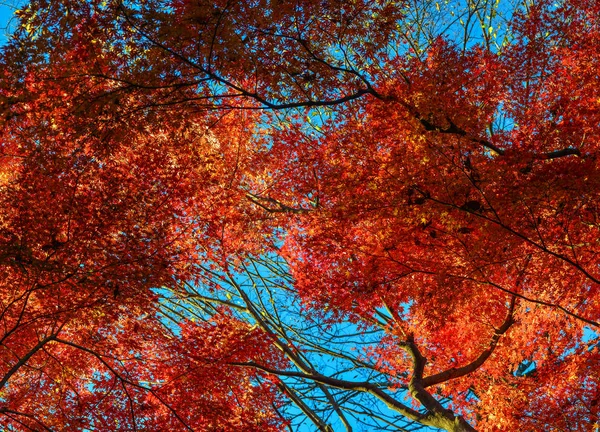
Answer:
top-left (1, 0), bottom-right (599, 430)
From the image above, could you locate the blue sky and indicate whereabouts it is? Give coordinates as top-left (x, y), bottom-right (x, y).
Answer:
top-left (0, 1), bottom-right (19, 45)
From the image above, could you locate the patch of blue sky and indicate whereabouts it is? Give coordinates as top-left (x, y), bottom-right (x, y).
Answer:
top-left (0, 1), bottom-right (21, 46)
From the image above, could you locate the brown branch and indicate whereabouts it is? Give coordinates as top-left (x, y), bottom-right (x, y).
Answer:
top-left (276, 382), bottom-right (333, 432)
top-left (399, 336), bottom-right (449, 413)
top-left (398, 100), bottom-right (581, 161)
top-left (0, 334), bottom-right (57, 390)
top-left (470, 277), bottom-right (599, 328)
top-left (118, 6), bottom-right (378, 111)
top-left (543, 147), bottom-right (581, 159)
top-left (416, 115), bottom-right (506, 156)
top-left (246, 193), bottom-right (312, 214)
top-left (53, 338), bottom-right (193, 432)
top-left (231, 361), bottom-right (427, 423)
top-left (399, 336), bottom-right (477, 432)
top-left (422, 296), bottom-right (516, 388)
top-left (427, 196), bottom-right (600, 288)
top-left (0, 408), bottom-right (54, 432)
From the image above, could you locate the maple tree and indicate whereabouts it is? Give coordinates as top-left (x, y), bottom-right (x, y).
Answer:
top-left (1, 0), bottom-right (600, 430)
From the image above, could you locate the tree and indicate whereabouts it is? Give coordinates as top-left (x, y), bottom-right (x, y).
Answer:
top-left (1, 0), bottom-right (599, 430)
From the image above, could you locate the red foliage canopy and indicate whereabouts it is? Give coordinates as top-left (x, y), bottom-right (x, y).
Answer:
top-left (1, 0), bottom-right (600, 430)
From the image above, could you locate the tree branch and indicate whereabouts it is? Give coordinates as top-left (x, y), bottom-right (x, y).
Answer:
top-left (401, 101), bottom-right (581, 161)
top-left (399, 336), bottom-right (477, 432)
top-left (118, 6), bottom-right (378, 111)
top-left (0, 334), bottom-right (57, 390)
top-left (232, 361), bottom-right (427, 423)
top-left (422, 296), bottom-right (516, 388)
top-left (53, 338), bottom-right (193, 432)
top-left (276, 381), bottom-right (333, 432)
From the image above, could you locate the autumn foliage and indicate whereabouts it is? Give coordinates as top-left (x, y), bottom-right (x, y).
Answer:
top-left (1, 0), bottom-right (600, 430)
